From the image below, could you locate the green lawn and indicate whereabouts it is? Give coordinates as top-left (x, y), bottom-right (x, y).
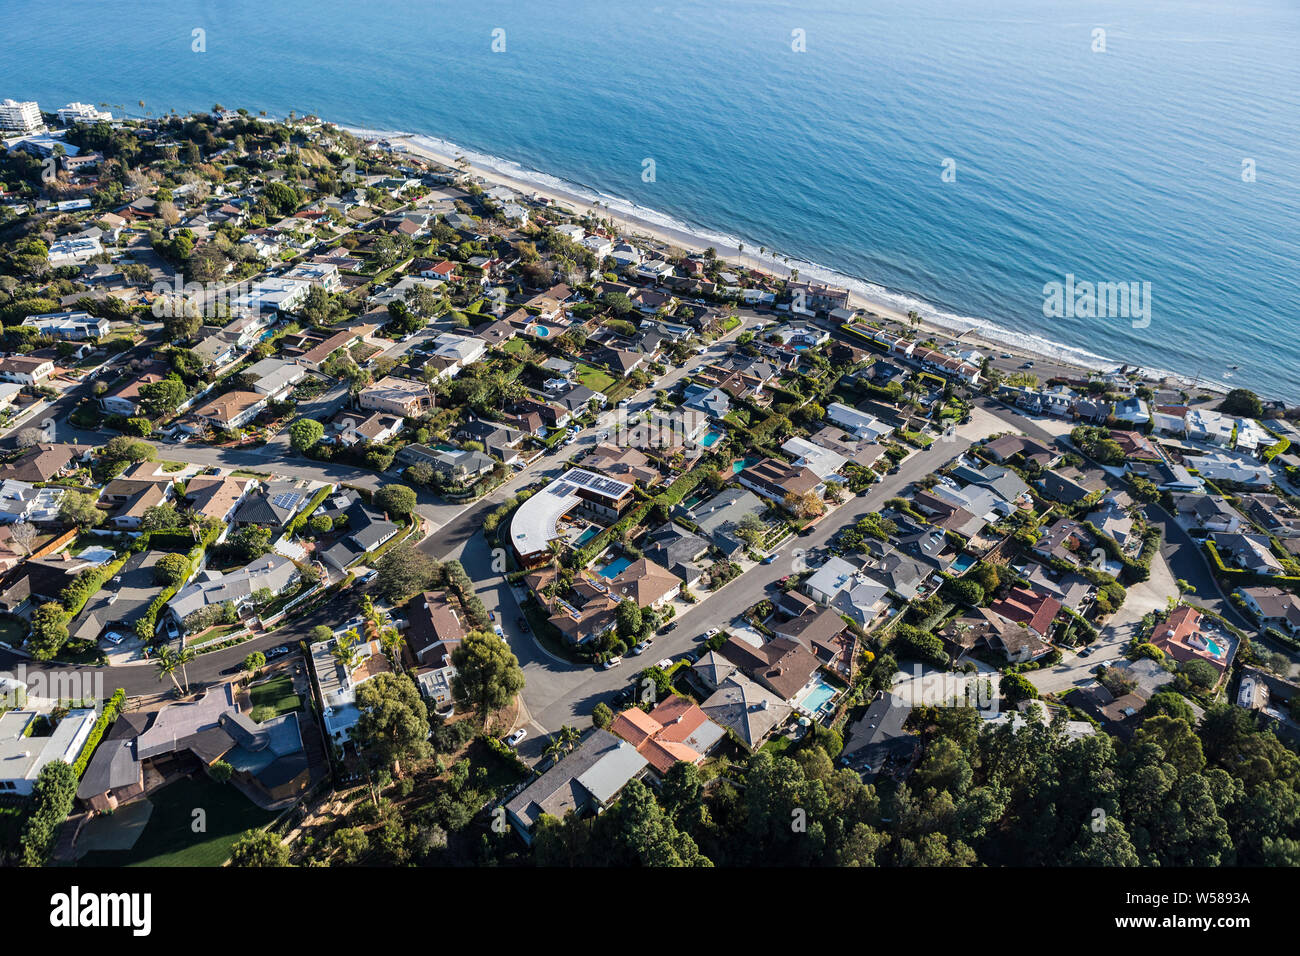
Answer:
top-left (575, 364), bottom-right (616, 394)
top-left (249, 674), bottom-right (303, 722)
top-left (0, 615), bottom-right (27, 646)
top-left (78, 775), bottom-right (277, 867)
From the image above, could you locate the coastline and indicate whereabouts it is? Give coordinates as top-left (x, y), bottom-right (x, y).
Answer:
top-left (348, 125), bottom-right (1228, 398)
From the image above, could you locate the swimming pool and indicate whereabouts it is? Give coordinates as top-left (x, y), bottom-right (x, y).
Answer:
top-left (532, 325), bottom-right (550, 337)
top-left (1204, 637), bottom-right (1225, 657)
top-left (951, 554), bottom-right (976, 573)
top-left (793, 675), bottom-right (839, 715)
top-left (699, 429), bottom-right (722, 448)
top-left (576, 526), bottom-right (600, 546)
top-left (598, 556), bottom-right (633, 579)
top-left (732, 456), bottom-right (760, 474)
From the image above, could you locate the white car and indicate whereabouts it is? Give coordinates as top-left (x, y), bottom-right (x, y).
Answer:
top-left (493, 624), bottom-right (505, 638)
top-left (705, 627), bottom-right (721, 638)
top-left (630, 641), bottom-right (648, 655)
top-left (655, 658), bottom-right (673, 670)
top-left (506, 729), bottom-right (527, 747)
top-left (104, 632), bottom-right (125, 645)
top-left (603, 656), bottom-right (623, 670)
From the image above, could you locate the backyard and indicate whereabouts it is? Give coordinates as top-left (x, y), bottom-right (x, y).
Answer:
top-left (249, 674), bottom-right (303, 722)
top-left (77, 775), bottom-right (277, 867)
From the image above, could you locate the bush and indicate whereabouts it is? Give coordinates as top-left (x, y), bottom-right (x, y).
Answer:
top-left (374, 483), bottom-right (418, 518)
top-left (153, 553), bottom-right (191, 587)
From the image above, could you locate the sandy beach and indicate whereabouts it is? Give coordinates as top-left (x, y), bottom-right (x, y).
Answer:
top-left (357, 128), bottom-right (1223, 397)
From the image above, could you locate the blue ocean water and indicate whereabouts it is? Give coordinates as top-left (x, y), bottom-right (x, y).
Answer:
top-left (4, 0), bottom-right (1298, 399)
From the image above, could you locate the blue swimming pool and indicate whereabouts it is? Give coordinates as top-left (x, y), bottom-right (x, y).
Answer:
top-left (1204, 637), bottom-right (1225, 657)
top-left (598, 556), bottom-right (633, 579)
top-left (793, 676), bottom-right (838, 714)
top-left (576, 526), bottom-right (600, 546)
top-left (951, 554), bottom-right (976, 573)
top-left (699, 429), bottom-right (722, 448)
top-left (533, 325), bottom-right (550, 337)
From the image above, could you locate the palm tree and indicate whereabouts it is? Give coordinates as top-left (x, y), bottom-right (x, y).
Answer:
top-left (908, 309), bottom-right (921, 328)
top-left (176, 646), bottom-right (196, 695)
top-left (154, 646), bottom-right (183, 696)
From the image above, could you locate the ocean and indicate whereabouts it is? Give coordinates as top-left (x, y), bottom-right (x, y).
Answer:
top-left (4, 0), bottom-right (1298, 399)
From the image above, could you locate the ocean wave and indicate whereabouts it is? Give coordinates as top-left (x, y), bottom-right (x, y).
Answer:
top-left (347, 124), bottom-right (1225, 393)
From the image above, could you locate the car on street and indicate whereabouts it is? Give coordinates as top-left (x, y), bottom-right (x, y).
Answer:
top-left (602, 656), bottom-right (623, 670)
top-left (517, 616), bottom-right (530, 632)
top-left (661, 621), bottom-right (678, 633)
top-left (1078, 645), bottom-right (1094, 657)
top-left (655, 658), bottom-right (673, 669)
top-left (493, 624), bottom-right (505, 638)
top-left (505, 729), bottom-right (527, 747)
top-left (762, 554), bottom-right (778, 564)
top-left (706, 627), bottom-right (720, 638)
top-left (267, 645), bottom-right (292, 659)
top-left (631, 641), bottom-right (648, 655)
top-left (1020, 361), bottom-right (1034, 369)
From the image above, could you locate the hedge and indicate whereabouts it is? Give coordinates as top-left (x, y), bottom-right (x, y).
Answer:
top-left (285, 484), bottom-right (335, 536)
top-left (1205, 540), bottom-right (1300, 593)
top-left (70, 687), bottom-right (126, 779)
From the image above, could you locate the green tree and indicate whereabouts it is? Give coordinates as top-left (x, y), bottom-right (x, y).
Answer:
top-left (152, 553), bottom-right (190, 586)
top-left (138, 376), bottom-right (187, 417)
top-left (28, 603), bottom-right (69, 660)
top-left (374, 483), bottom-right (417, 518)
top-left (57, 491), bottom-right (103, 528)
top-left (615, 599), bottom-right (642, 641)
top-left (209, 760), bottom-right (234, 784)
top-left (591, 701), bottom-right (614, 730)
top-left (1218, 388), bottom-right (1262, 418)
top-left (353, 672), bottom-right (432, 778)
top-left (290, 417), bottom-right (324, 453)
top-left (451, 630), bottom-right (525, 725)
top-left (243, 651), bottom-right (267, 673)
top-left (228, 829), bottom-right (291, 867)
top-left (141, 502), bottom-right (182, 532)
top-left (375, 543), bottom-right (439, 602)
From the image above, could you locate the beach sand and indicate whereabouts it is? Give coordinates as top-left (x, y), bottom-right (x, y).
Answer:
top-left (358, 128), bottom-right (1222, 397)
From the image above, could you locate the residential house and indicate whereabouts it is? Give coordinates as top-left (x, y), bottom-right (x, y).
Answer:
top-left (1149, 605), bottom-right (1228, 675)
top-left (504, 728), bottom-right (648, 844)
top-left (699, 673), bottom-right (793, 751)
top-left (358, 376), bottom-right (430, 417)
top-left (166, 554), bottom-right (299, 632)
top-left (839, 693), bottom-right (918, 779)
top-left (608, 697), bottom-right (725, 775)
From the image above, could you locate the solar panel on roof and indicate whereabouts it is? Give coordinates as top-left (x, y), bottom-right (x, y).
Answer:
top-left (271, 491), bottom-right (304, 510)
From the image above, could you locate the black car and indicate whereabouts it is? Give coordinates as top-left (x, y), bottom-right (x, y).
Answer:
top-left (516, 616), bottom-right (530, 633)
top-left (662, 621), bottom-right (678, 633)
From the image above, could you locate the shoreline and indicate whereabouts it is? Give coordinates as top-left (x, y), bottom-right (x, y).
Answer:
top-left (348, 125), bottom-right (1230, 399)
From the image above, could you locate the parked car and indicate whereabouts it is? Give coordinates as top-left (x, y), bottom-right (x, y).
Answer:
top-left (104, 632), bottom-right (125, 645)
top-left (661, 622), bottom-right (678, 633)
top-left (655, 658), bottom-right (673, 670)
top-left (602, 656), bottom-right (623, 670)
top-left (631, 641), bottom-right (648, 655)
top-left (505, 729), bottom-right (527, 747)
top-left (762, 554), bottom-right (778, 564)
top-left (267, 645), bottom-right (292, 659)
top-left (493, 624), bottom-right (505, 638)
top-left (517, 616), bottom-right (530, 632)
top-left (706, 627), bottom-right (720, 638)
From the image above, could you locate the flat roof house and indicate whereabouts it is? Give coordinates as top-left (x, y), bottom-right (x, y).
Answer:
top-left (358, 376), bottom-right (431, 417)
top-left (509, 469), bottom-right (634, 567)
